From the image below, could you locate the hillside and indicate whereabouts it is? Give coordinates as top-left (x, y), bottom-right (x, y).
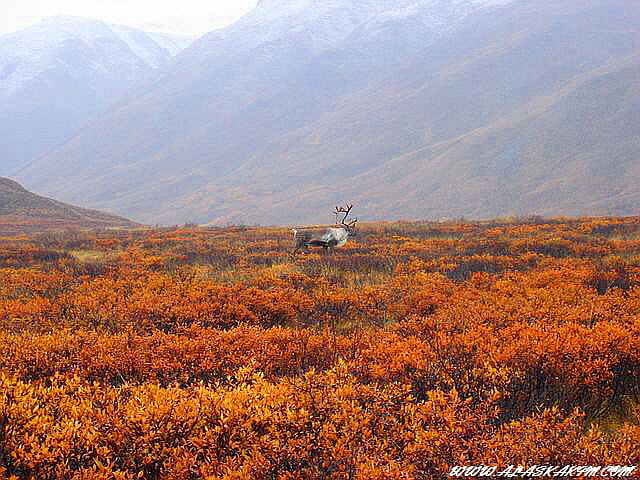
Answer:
top-left (16, 0), bottom-right (640, 225)
top-left (0, 16), bottom-right (192, 176)
top-left (0, 177), bottom-right (137, 233)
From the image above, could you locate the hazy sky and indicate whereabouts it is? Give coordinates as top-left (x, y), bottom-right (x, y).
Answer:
top-left (0, 0), bottom-right (259, 37)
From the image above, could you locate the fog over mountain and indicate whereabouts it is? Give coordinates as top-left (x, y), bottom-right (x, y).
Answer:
top-left (0, 16), bottom-right (192, 176)
top-left (16, 0), bottom-right (640, 225)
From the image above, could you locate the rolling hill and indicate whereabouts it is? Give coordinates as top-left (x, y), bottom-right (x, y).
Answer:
top-left (0, 16), bottom-right (192, 176)
top-left (16, 0), bottom-right (640, 225)
top-left (0, 177), bottom-right (136, 233)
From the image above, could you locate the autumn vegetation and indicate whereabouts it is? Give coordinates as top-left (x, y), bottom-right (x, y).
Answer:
top-left (0, 217), bottom-right (639, 479)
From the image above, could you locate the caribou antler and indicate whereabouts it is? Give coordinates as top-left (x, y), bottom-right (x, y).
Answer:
top-left (334, 204), bottom-right (354, 226)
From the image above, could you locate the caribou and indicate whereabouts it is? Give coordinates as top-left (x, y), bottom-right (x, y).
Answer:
top-left (292, 204), bottom-right (358, 254)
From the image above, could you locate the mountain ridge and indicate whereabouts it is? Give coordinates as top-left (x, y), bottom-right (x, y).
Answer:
top-left (0, 16), bottom-right (192, 176)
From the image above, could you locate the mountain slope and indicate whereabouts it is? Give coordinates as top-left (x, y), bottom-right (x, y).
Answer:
top-left (17, 0), bottom-right (640, 225)
top-left (213, 0), bottom-right (640, 223)
top-left (0, 16), bottom-right (192, 176)
top-left (0, 177), bottom-right (136, 233)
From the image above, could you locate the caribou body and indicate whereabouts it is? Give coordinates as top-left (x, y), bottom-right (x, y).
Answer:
top-left (292, 205), bottom-right (358, 254)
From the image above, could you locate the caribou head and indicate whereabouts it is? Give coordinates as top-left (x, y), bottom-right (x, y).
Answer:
top-left (292, 204), bottom-right (358, 254)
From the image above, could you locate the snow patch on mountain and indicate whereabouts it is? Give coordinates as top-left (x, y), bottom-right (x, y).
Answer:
top-left (0, 16), bottom-right (192, 97)
top-left (217, 0), bottom-right (515, 55)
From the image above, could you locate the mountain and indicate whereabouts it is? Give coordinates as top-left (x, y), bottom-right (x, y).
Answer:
top-left (16, 0), bottom-right (640, 225)
top-left (0, 16), bottom-right (192, 176)
top-left (0, 177), bottom-right (136, 233)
